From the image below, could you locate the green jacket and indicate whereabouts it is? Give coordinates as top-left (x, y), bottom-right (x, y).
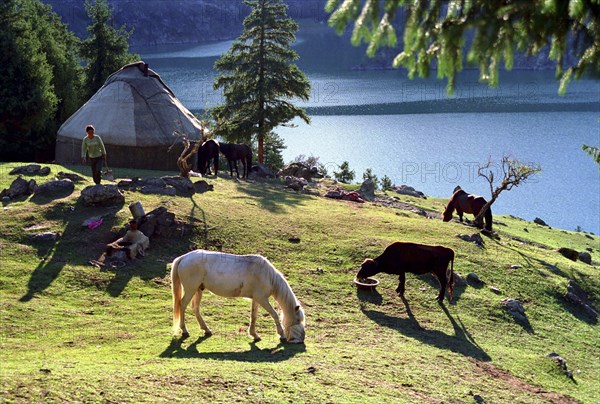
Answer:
top-left (81, 135), bottom-right (106, 159)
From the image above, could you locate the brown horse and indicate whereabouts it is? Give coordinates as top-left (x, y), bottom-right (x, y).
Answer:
top-left (442, 188), bottom-right (493, 231)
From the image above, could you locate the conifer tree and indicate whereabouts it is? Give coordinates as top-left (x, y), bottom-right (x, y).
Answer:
top-left (213, 0), bottom-right (311, 163)
top-left (326, 0), bottom-right (600, 94)
top-left (80, 0), bottom-right (138, 99)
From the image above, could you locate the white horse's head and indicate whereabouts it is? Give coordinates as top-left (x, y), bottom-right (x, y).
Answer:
top-left (283, 304), bottom-right (305, 343)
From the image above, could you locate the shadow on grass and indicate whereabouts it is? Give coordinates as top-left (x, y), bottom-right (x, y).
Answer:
top-left (19, 199), bottom-right (123, 302)
top-left (160, 337), bottom-right (305, 362)
top-left (360, 296), bottom-right (491, 362)
top-left (233, 180), bottom-right (309, 214)
top-left (547, 289), bottom-right (598, 325)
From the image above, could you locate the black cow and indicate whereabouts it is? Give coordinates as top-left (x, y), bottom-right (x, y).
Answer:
top-left (357, 242), bottom-right (455, 302)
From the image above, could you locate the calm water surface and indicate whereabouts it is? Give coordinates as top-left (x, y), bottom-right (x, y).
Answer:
top-left (136, 22), bottom-right (600, 233)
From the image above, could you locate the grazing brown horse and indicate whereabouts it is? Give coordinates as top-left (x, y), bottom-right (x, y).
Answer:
top-left (442, 188), bottom-right (493, 231)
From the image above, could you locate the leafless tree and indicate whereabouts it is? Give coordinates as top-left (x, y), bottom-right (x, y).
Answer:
top-left (169, 120), bottom-right (209, 178)
top-left (474, 155), bottom-right (542, 230)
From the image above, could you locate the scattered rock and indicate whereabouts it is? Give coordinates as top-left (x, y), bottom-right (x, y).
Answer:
top-left (278, 162), bottom-right (314, 181)
top-left (193, 180), bottom-right (214, 193)
top-left (161, 176), bottom-right (195, 196)
top-left (565, 280), bottom-right (598, 319)
top-left (473, 394), bottom-right (485, 403)
top-left (452, 272), bottom-right (467, 287)
top-left (288, 237), bottom-right (301, 243)
top-left (358, 179), bottom-right (375, 201)
top-left (57, 172), bottom-right (86, 182)
top-left (534, 217), bottom-right (548, 226)
top-left (9, 164), bottom-right (50, 176)
top-left (251, 163), bottom-right (276, 179)
top-left (33, 179), bottom-right (74, 197)
top-left (80, 184), bottom-right (125, 206)
top-left (489, 286), bottom-right (501, 294)
top-left (2, 196), bottom-right (10, 204)
top-left (135, 206), bottom-right (188, 239)
top-left (0, 176), bottom-right (35, 199)
top-left (457, 233), bottom-right (485, 247)
top-left (547, 353), bottom-right (567, 370)
top-left (509, 265), bottom-right (522, 269)
top-left (466, 272), bottom-right (484, 287)
top-left (558, 247), bottom-right (578, 261)
top-left (501, 298), bottom-right (527, 322)
top-left (324, 188), bottom-right (365, 203)
top-left (585, 234), bottom-right (594, 240)
top-left (578, 251), bottom-right (592, 265)
top-left (29, 232), bottom-right (60, 242)
top-left (523, 228), bottom-right (529, 232)
top-left (391, 184), bottom-right (426, 199)
top-left (285, 176), bottom-right (308, 192)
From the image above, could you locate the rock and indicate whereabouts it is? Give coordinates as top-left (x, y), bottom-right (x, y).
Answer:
top-left (0, 176), bottom-right (34, 199)
top-left (358, 179), bottom-right (375, 201)
top-left (57, 172), bottom-right (86, 182)
top-left (80, 184), bottom-right (125, 206)
top-left (285, 176), bottom-right (307, 192)
top-left (452, 272), bottom-right (467, 287)
top-left (33, 179), bottom-right (74, 196)
top-left (558, 247), bottom-right (579, 261)
top-left (547, 353), bottom-right (567, 370)
top-left (117, 179), bottom-right (134, 188)
top-left (161, 176), bottom-right (195, 196)
top-left (509, 265), bottom-right (522, 269)
top-left (193, 180), bottom-right (214, 193)
top-left (565, 280), bottom-right (598, 319)
top-left (391, 185), bottom-right (426, 199)
top-left (140, 185), bottom-right (177, 196)
top-left (501, 298), bottom-right (527, 321)
top-left (578, 251), bottom-right (592, 265)
top-left (251, 163), bottom-right (276, 178)
top-left (279, 162), bottom-right (313, 181)
top-left (489, 286), bottom-right (501, 294)
top-left (288, 237), bottom-right (300, 243)
top-left (467, 272), bottom-right (484, 286)
top-left (2, 196), bottom-right (10, 204)
top-left (324, 189), bottom-right (344, 199)
top-left (457, 233), bottom-right (485, 247)
top-left (534, 217), bottom-right (548, 226)
top-left (473, 394), bottom-right (485, 403)
top-left (9, 164), bottom-right (48, 175)
top-left (29, 232), bottom-right (60, 242)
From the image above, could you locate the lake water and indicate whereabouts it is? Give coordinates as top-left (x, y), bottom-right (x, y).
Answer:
top-left (135, 22), bottom-right (600, 234)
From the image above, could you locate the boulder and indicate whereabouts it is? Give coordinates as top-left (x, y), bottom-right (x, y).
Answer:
top-left (29, 232), bottom-right (60, 242)
top-left (251, 163), bottom-right (276, 179)
top-left (452, 272), bottom-right (467, 287)
top-left (0, 177), bottom-right (34, 199)
top-left (534, 217), bottom-right (548, 226)
top-left (161, 176), bottom-right (195, 196)
top-left (279, 162), bottom-right (313, 181)
top-left (391, 185), bottom-right (426, 199)
top-left (140, 185), bottom-right (177, 196)
top-left (9, 164), bottom-right (50, 176)
top-left (558, 247), bottom-right (579, 261)
top-left (457, 233), bottom-right (485, 247)
top-left (358, 179), bottom-right (375, 201)
top-left (578, 251), bottom-right (592, 265)
top-left (467, 272), bottom-right (484, 286)
top-left (80, 184), bottom-right (125, 206)
top-left (285, 176), bottom-right (307, 192)
top-left (565, 280), bottom-right (598, 319)
top-left (33, 179), bottom-right (74, 197)
top-left (193, 180), bottom-right (214, 193)
top-left (57, 172), bottom-right (86, 182)
top-left (501, 298), bottom-right (527, 322)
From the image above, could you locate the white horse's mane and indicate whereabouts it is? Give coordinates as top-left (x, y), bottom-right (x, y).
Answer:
top-left (259, 256), bottom-right (299, 318)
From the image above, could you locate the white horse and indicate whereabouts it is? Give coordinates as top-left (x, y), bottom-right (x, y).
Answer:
top-left (171, 250), bottom-right (305, 343)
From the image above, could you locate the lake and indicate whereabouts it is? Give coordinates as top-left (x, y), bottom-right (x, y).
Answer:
top-left (135, 21), bottom-right (600, 234)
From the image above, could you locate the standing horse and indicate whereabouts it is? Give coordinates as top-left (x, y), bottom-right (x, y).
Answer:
top-left (219, 143), bottom-right (252, 179)
top-left (442, 188), bottom-right (493, 231)
top-left (171, 249), bottom-right (305, 343)
top-left (197, 139), bottom-right (220, 176)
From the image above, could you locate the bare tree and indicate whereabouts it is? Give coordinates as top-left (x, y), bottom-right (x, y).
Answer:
top-left (169, 121), bottom-right (209, 178)
top-left (475, 156), bottom-right (542, 230)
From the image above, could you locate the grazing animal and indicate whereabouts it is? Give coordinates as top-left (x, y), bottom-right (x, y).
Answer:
top-left (442, 188), bottom-right (493, 231)
top-left (197, 139), bottom-right (220, 175)
top-left (219, 143), bottom-right (252, 179)
top-left (171, 250), bottom-right (305, 343)
top-left (357, 242), bottom-right (455, 302)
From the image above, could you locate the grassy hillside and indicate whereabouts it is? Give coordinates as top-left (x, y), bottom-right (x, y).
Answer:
top-left (1, 162), bottom-right (598, 403)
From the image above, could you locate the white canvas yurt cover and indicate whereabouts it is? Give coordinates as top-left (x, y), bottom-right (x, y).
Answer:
top-left (56, 61), bottom-right (203, 170)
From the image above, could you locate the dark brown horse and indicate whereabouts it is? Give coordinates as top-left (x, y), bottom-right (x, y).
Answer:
top-left (197, 139), bottom-right (220, 176)
top-left (219, 143), bottom-right (252, 179)
top-left (442, 188), bottom-right (493, 231)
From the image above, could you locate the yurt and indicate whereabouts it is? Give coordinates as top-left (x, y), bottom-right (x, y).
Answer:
top-left (55, 62), bottom-right (203, 170)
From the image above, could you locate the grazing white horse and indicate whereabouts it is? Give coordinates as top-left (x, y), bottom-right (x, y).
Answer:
top-left (171, 250), bottom-right (305, 343)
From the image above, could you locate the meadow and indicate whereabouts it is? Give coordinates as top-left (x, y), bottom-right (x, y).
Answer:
top-left (1, 162), bottom-right (598, 403)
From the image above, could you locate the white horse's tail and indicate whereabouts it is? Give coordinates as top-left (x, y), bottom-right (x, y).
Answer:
top-left (171, 256), bottom-right (183, 334)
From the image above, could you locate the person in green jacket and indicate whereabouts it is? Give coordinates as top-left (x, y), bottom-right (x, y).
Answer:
top-left (81, 125), bottom-right (107, 185)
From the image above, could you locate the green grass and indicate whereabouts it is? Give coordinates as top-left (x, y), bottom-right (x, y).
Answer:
top-left (1, 162), bottom-right (599, 403)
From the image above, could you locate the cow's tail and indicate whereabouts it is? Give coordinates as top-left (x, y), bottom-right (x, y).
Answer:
top-left (448, 253), bottom-right (455, 302)
top-left (171, 256), bottom-right (183, 334)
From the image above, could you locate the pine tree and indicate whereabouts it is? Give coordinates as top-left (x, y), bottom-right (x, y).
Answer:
top-left (213, 0), bottom-right (311, 163)
top-left (80, 0), bottom-right (138, 99)
top-left (326, 0), bottom-right (600, 94)
top-left (0, 0), bottom-right (57, 161)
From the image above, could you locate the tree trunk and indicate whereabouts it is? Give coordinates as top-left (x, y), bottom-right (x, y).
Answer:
top-left (474, 197), bottom-right (495, 228)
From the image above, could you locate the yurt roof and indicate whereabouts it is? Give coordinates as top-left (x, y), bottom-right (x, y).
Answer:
top-left (57, 61), bottom-right (203, 147)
